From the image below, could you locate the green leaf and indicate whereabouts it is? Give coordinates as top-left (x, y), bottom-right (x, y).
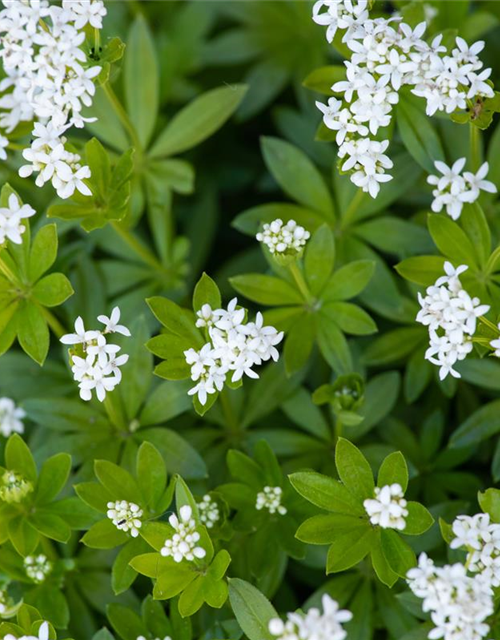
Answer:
top-left (16, 302), bottom-right (49, 366)
top-left (296, 513), bottom-right (367, 545)
top-left (403, 502), bottom-right (434, 536)
top-left (261, 137), bottom-right (334, 217)
top-left (94, 459), bottom-right (142, 504)
top-left (304, 224), bottom-right (335, 295)
top-left (112, 537), bottom-right (148, 595)
top-left (450, 400), bottom-right (500, 448)
top-left (283, 313), bottom-right (315, 375)
top-left (193, 273), bottom-right (221, 312)
top-left (335, 438), bottom-right (374, 502)
top-left (459, 202), bottom-right (491, 268)
top-left (478, 488), bottom-right (500, 522)
top-left (380, 529), bottom-right (416, 577)
top-left (289, 471), bottom-right (365, 515)
top-left (371, 534), bottom-right (399, 588)
top-left (228, 579), bottom-right (277, 640)
top-left (5, 434), bottom-right (37, 482)
top-left (364, 327), bottom-right (426, 366)
top-left (146, 297), bottom-right (202, 345)
top-left (75, 482), bottom-right (114, 513)
top-left (317, 316), bottom-right (352, 374)
top-left (323, 260), bottom-right (375, 301)
top-left (395, 255), bottom-right (447, 286)
top-left (28, 224), bottom-right (58, 282)
top-left (35, 453), bottom-right (71, 505)
top-left (32, 273), bottom-right (73, 307)
top-left (427, 214), bottom-right (479, 269)
top-left (81, 519), bottom-right (128, 549)
top-left (230, 274), bottom-right (303, 305)
top-left (136, 442), bottom-right (167, 510)
top-left (8, 517), bottom-right (39, 556)
top-left (324, 302), bottom-right (377, 335)
top-left (125, 15), bottom-right (159, 148)
top-left (107, 603), bottom-right (148, 640)
top-left (397, 94), bottom-right (445, 172)
top-left (326, 525), bottom-right (374, 573)
top-left (150, 85), bottom-right (248, 158)
top-left (27, 512), bottom-right (71, 543)
top-left (377, 452), bottom-right (408, 492)
top-left (302, 65), bottom-right (346, 95)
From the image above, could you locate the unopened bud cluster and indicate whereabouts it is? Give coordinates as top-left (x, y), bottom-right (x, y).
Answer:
top-left (363, 483), bottom-right (408, 530)
top-left (256, 219), bottom-right (310, 256)
top-left (24, 555), bottom-right (52, 584)
top-left (197, 495), bottom-right (220, 529)
top-left (107, 500), bottom-right (143, 538)
top-left (256, 486), bottom-right (287, 515)
top-left (0, 470), bottom-right (33, 503)
top-left (161, 505), bottom-right (206, 563)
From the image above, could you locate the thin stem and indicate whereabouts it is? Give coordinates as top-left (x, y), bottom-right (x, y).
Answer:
top-left (479, 315), bottom-right (498, 333)
top-left (110, 221), bottom-right (162, 271)
top-left (288, 261), bottom-right (312, 303)
top-left (94, 27), bottom-right (101, 53)
top-left (103, 392), bottom-right (127, 431)
top-left (334, 417), bottom-right (343, 441)
top-left (469, 123), bottom-right (481, 173)
top-left (40, 308), bottom-right (66, 339)
top-left (102, 82), bottom-right (142, 152)
top-left (220, 389), bottom-right (239, 433)
top-left (341, 189), bottom-right (365, 228)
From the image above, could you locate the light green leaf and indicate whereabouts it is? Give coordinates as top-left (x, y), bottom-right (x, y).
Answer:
top-left (335, 438), bottom-right (374, 502)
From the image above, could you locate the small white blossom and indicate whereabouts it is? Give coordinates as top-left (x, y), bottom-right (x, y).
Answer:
top-left (416, 262), bottom-right (489, 379)
top-left (363, 483), bottom-right (408, 530)
top-left (107, 500), bottom-right (143, 538)
top-left (160, 505), bottom-right (206, 563)
top-left (0, 397), bottom-right (25, 437)
top-left (60, 309), bottom-right (130, 402)
top-left (185, 298), bottom-right (283, 405)
top-left (407, 553), bottom-right (493, 640)
top-left (269, 593), bottom-right (352, 640)
top-left (0, 134), bottom-right (8, 160)
top-left (451, 513), bottom-right (500, 588)
top-left (0, 193), bottom-right (36, 245)
top-left (24, 555), bottom-right (52, 584)
top-left (197, 494), bottom-right (220, 528)
top-left (428, 159), bottom-right (496, 220)
top-left (256, 486), bottom-right (287, 515)
top-left (256, 218), bottom-right (310, 256)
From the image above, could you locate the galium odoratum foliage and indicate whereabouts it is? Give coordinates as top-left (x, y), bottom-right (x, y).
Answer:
top-left (2, 1), bottom-right (500, 640)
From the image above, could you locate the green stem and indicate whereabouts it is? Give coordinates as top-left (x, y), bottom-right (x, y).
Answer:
top-left (288, 261), bottom-right (312, 303)
top-left (335, 417), bottom-right (343, 441)
top-left (103, 393), bottom-right (127, 431)
top-left (469, 123), bottom-right (481, 172)
top-left (479, 315), bottom-right (498, 333)
top-left (220, 389), bottom-right (239, 433)
top-left (341, 189), bottom-right (365, 228)
top-left (102, 82), bottom-right (142, 152)
top-left (40, 308), bottom-right (66, 339)
top-left (110, 221), bottom-right (162, 271)
top-left (94, 27), bottom-right (101, 53)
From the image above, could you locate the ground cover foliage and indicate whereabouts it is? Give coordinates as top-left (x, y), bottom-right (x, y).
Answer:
top-left (2, 1), bottom-right (500, 639)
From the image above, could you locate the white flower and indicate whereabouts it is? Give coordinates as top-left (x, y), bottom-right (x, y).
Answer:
top-left (24, 555), bottom-right (52, 584)
top-left (0, 193), bottom-right (36, 245)
top-left (363, 483), bottom-right (408, 530)
top-left (256, 218), bottom-right (310, 256)
top-left (416, 262), bottom-right (489, 379)
top-left (407, 553), bottom-right (493, 640)
top-left (185, 299), bottom-right (283, 405)
top-left (97, 307), bottom-right (131, 336)
top-left (160, 505), bottom-right (206, 563)
top-left (197, 494), bottom-right (220, 528)
top-left (269, 593), bottom-right (352, 640)
top-left (312, 0), bottom-right (368, 43)
top-left (63, 0), bottom-right (107, 29)
top-left (60, 309), bottom-right (130, 402)
top-left (107, 500), bottom-right (143, 538)
top-left (0, 397), bottom-right (25, 437)
top-left (256, 486), bottom-right (287, 515)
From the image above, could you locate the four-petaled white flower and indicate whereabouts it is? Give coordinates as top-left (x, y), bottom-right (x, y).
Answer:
top-left (363, 483), bottom-right (408, 530)
top-left (0, 193), bottom-right (36, 245)
top-left (0, 397), bottom-right (25, 437)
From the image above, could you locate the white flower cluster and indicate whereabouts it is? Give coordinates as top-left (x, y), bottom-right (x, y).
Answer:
top-left (107, 500), bottom-right (143, 538)
top-left (24, 555), bottom-right (52, 584)
top-left (268, 594), bottom-right (352, 640)
top-left (0, 0), bottom-right (106, 198)
top-left (0, 397), bottom-right (25, 437)
top-left (0, 194), bottom-right (36, 246)
top-left (161, 505), bottom-right (206, 563)
top-left (185, 298), bottom-right (284, 406)
top-left (197, 494), bottom-right (220, 529)
top-left (407, 553), bottom-right (493, 640)
top-left (490, 326), bottom-right (500, 357)
top-left (5, 621), bottom-right (49, 640)
top-left (428, 159), bottom-right (497, 220)
top-left (256, 486), bottom-right (287, 515)
top-left (313, 2), bottom-right (495, 198)
top-left (256, 219), bottom-right (310, 256)
top-left (416, 262), bottom-right (489, 380)
top-left (60, 307), bottom-right (131, 402)
top-left (363, 483), bottom-right (408, 530)
top-left (451, 513), bottom-right (500, 588)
